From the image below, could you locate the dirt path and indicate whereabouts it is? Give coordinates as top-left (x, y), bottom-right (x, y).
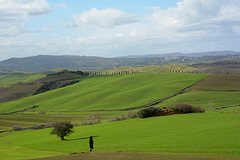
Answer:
top-left (32, 152), bottom-right (240, 160)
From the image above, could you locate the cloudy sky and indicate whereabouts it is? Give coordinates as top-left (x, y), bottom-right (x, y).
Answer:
top-left (0, 0), bottom-right (240, 60)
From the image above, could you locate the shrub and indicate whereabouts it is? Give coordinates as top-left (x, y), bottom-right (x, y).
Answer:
top-left (137, 107), bottom-right (160, 118)
top-left (72, 123), bottom-right (80, 127)
top-left (45, 121), bottom-right (57, 128)
top-left (159, 108), bottom-right (174, 116)
top-left (109, 110), bottom-right (138, 122)
top-left (80, 121), bottom-right (95, 126)
top-left (13, 125), bottom-right (22, 131)
top-left (81, 112), bottom-right (102, 126)
top-left (32, 124), bottom-right (45, 130)
top-left (109, 116), bottom-right (122, 122)
top-left (87, 112), bottom-right (102, 123)
top-left (127, 110), bottom-right (138, 119)
top-left (121, 114), bottom-right (127, 120)
top-left (173, 103), bottom-right (205, 113)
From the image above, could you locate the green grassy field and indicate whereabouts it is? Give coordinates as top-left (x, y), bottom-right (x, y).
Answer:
top-left (0, 72), bottom-right (86, 104)
top-left (0, 73), bottom-right (45, 87)
top-left (0, 111), bottom-right (127, 131)
top-left (0, 72), bottom-right (240, 160)
top-left (0, 73), bottom-right (208, 113)
top-left (0, 112), bottom-right (239, 160)
top-left (0, 113), bottom-right (91, 131)
top-left (157, 91), bottom-right (240, 109)
top-left (157, 74), bottom-right (240, 109)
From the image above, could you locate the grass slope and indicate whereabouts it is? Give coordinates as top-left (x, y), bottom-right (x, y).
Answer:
top-left (0, 112), bottom-right (239, 159)
top-left (158, 91), bottom-right (240, 109)
top-left (0, 73), bottom-right (208, 113)
top-left (0, 84), bottom-right (41, 103)
top-left (0, 72), bottom-right (85, 104)
top-left (0, 114), bottom-right (90, 131)
top-left (158, 74), bottom-right (240, 109)
top-left (0, 73), bottom-right (45, 87)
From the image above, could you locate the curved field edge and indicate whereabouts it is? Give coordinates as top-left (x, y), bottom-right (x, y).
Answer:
top-left (33, 152), bottom-right (240, 160)
top-left (157, 91), bottom-right (240, 109)
top-left (0, 112), bottom-right (239, 159)
top-left (0, 73), bottom-right (209, 113)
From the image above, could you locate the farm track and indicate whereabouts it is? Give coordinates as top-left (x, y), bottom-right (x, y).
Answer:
top-left (8, 105), bottom-right (39, 114)
top-left (32, 151), bottom-right (240, 160)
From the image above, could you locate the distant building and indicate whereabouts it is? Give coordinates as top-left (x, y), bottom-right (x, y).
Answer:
top-left (61, 70), bottom-right (69, 73)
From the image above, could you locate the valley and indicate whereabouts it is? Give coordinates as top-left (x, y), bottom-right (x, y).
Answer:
top-left (0, 62), bottom-right (240, 160)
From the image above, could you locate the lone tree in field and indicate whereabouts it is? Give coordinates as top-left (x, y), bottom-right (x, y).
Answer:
top-left (50, 121), bottom-right (74, 140)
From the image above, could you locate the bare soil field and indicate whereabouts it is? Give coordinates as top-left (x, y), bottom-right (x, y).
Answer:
top-left (188, 74), bottom-right (240, 91)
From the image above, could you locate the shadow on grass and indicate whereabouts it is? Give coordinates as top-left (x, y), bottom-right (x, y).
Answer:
top-left (69, 135), bottom-right (98, 141)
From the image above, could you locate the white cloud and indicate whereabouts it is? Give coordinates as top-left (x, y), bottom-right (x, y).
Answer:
top-left (0, 0), bottom-right (52, 19)
top-left (69, 8), bottom-right (140, 29)
top-left (148, 0), bottom-right (240, 30)
top-left (64, 0), bottom-right (240, 57)
top-left (0, 0), bottom-right (52, 36)
top-left (142, 0), bottom-right (240, 46)
top-left (1, 0), bottom-right (240, 61)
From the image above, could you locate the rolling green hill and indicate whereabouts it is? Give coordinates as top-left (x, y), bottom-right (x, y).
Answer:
top-left (0, 72), bottom-right (85, 103)
top-left (0, 73), bottom-right (46, 103)
top-left (0, 73), bottom-right (45, 87)
top-left (1, 73), bottom-right (240, 160)
top-left (157, 91), bottom-right (240, 109)
top-left (0, 73), bottom-right (208, 113)
top-left (157, 74), bottom-right (240, 109)
top-left (0, 112), bottom-right (239, 159)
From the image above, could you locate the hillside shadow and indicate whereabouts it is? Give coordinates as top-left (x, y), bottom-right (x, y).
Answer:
top-left (70, 135), bottom-right (98, 141)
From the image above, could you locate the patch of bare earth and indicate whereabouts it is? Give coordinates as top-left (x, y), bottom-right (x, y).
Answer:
top-left (32, 152), bottom-right (240, 160)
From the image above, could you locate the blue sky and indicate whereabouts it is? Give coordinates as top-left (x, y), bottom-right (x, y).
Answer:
top-left (0, 0), bottom-right (240, 60)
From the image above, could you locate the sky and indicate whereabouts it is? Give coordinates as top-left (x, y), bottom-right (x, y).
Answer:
top-left (0, 0), bottom-right (240, 60)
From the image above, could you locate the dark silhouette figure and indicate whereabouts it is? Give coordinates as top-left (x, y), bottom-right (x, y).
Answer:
top-left (89, 136), bottom-right (94, 152)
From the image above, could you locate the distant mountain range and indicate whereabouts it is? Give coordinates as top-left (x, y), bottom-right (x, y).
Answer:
top-left (0, 51), bottom-right (240, 73)
top-left (119, 51), bottom-right (239, 58)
